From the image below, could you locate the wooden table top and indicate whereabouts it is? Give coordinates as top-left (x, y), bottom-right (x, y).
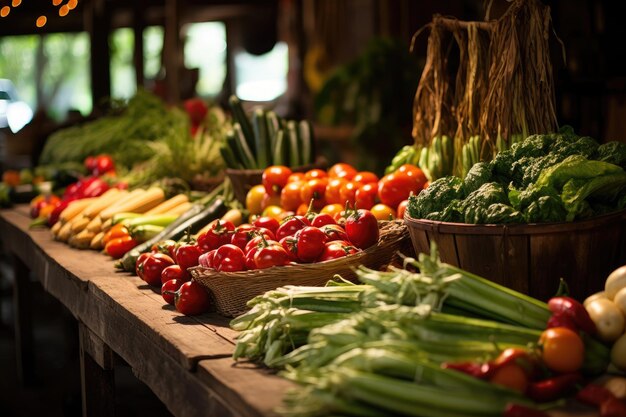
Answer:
top-left (0, 206), bottom-right (613, 417)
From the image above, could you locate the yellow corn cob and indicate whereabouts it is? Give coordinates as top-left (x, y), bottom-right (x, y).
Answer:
top-left (98, 188), bottom-right (146, 218)
top-left (99, 187), bottom-right (165, 221)
top-left (166, 201), bottom-right (193, 216)
top-left (70, 215), bottom-right (91, 234)
top-left (100, 218), bottom-right (113, 233)
top-left (86, 215), bottom-right (103, 233)
top-left (59, 198), bottom-right (98, 224)
top-left (144, 194), bottom-right (189, 215)
top-left (81, 188), bottom-right (126, 219)
top-left (57, 220), bottom-right (75, 242)
top-left (90, 231), bottom-right (105, 250)
top-left (51, 220), bottom-right (62, 236)
top-left (69, 229), bottom-right (96, 249)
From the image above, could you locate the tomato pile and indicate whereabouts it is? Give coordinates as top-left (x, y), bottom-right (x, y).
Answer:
top-left (134, 203), bottom-right (382, 315)
top-left (246, 163), bottom-right (428, 222)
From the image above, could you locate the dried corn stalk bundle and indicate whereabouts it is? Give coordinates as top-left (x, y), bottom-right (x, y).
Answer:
top-left (411, 0), bottom-right (561, 171)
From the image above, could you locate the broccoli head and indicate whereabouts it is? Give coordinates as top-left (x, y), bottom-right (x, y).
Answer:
top-left (407, 176), bottom-right (465, 219)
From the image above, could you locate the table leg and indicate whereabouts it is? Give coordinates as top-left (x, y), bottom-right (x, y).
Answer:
top-left (12, 254), bottom-right (34, 386)
top-left (79, 323), bottom-right (116, 417)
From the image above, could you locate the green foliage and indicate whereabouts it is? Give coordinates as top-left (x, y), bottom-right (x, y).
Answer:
top-left (408, 177), bottom-right (464, 220)
top-left (462, 162), bottom-right (492, 195)
top-left (595, 142), bottom-right (626, 169)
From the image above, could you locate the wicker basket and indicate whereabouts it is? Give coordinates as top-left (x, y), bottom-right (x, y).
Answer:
top-left (404, 210), bottom-right (626, 301)
top-left (189, 221), bottom-right (410, 317)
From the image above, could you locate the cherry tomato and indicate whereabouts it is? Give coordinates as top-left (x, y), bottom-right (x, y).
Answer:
top-left (175, 243), bottom-right (202, 271)
top-left (287, 172), bottom-right (306, 183)
top-left (197, 220), bottom-right (235, 252)
top-left (280, 181), bottom-right (303, 211)
top-left (262, 205), bottom-right (285, 220)
top-left (304, 169), bottom-right (327, 180)
top-left (353, 171), bottom-right (379, 185)
top-left (489, 363), bottom-right (529, 393)
top-left (320, 204), bottom-right (344, 220)
top-left (276, 215), bottom-right (311, 240)
top-left (378, 172), bottom-right (421, 208)
top-left (294, 226), bottom-right (327, 262)
top-left (230, 225), bottom-right (257, 250)
top-left (279, 236), bottom-right (298, 261)
top-left (151, 239), bottom-right (177, 256)
top-left (253, 216), bottom-right (280, 235)
top-left (354, 183), bottom-right (378, 210)
top-left (319, 224), bottom-right (349, 242)
top-left (198, 249), bottom-right (217, 268)
top-left (138, 253), bottom-right (175, 286)
top-left (539, 327), bottom-right (585, 373)
top-left (339, 181), bottom-right (359, 207)
top-left (103, 223), bottom-right (130, 246)
top-left (261, 193), bottom-right (281, 211)
top-left (371, 203), bottom-right (396, 221)
top-left (311, 213), bottom-right (336, 228)
top-left (397, 164), bottom-right (428, 190)
top-left (84, 155), bottom-right (97, 172)
top-left (214, 244), bottom-right (246, 272)
top-left (319, 240), bottom-right (359, 262)
top-left (327, 163), bottom-right (357, 180)
top-left (94, 154), bottom-right (115, 176)
top-left (161, 279), bottom-right (184, 305)
top-left (301, 178), bottom-right (328, 210)
top-left (161, 264), bottom-right (188, 284)
top-left (245, 246), bottom-right (259, 270)
top-left (174, 280), bottom-right (211, 316)
top-left (397, 200), bottom-right (409, 220)
top-left (324, 178), bottom-right (348, 205)
top-left (135, 252), bottom-right (152, 279)
top-left (254, 244), bottom-right (291, 269)
top-left (245, 235), bottom-right (279, 254)
top-left (345, 209), bottom-right (379, 249)
top-left (105, 235), bottom-right (138, 259)
top-left (262, 165), bottom-right (293, 195)
top-left (246, 184), bottom-right (266, 215)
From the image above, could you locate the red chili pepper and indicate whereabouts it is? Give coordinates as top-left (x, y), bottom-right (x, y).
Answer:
top-left (503, 403), bottom-right (550, 417)
top-left (47, 198), bottom-right (76, 227)
top-left (527, 373), bottom-right (583, 402)
top-left (577, 384), bottom-right (615, 407)
top-left (600, 396), bottom-right (626, 417)
top-left (546, 312), bottom-right (578, 333)
top-left (548, 296), bottom-right (597, 335)
top-left (441, 361), bottom-right (491, 379)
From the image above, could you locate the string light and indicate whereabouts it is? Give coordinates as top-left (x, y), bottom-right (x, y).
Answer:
top-left (52, 0), bottom-right (62, 6)
top-left (36, 15), bottom-right (47, 27)
top-left (67, 0), bottom-right (78, 10)
top-left (12, 0), bottom-right (21, 7)
top-left (0, 6), bottom-right (10, 17)
top-left (59, 4), bottom-right (69, 16)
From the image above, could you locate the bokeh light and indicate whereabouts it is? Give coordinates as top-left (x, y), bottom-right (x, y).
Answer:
top-left (59, 5), bottom-right (69, 16)
top-left (0, 6), bottom-right (10, 17)
top-left (36, 15), bottom-right (47, 27)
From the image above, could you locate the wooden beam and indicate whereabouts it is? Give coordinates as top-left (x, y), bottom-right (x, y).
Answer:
top-left (132, 0), bottom-right (146, 88)
top-left (85, 0), bottom-right (112, 109)
top-left (11, 254), bottom-right (35, 386)
top-left (163, 0), bottom-right (182, 103)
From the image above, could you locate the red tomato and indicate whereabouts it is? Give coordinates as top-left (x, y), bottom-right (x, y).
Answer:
top-left (244, 235), bottom-right (279, 254)
top-left (378, 172), bottom-right (421, 208)
top-left (230, 224), bottom-right (256, 250)
top-left (135, 252), bottom-right (152, 279)
top-left (198, 249), bottom-right (217, 268)
top-left (105, 235), bottom-right (138, 259)
top-left (197, 220), bottom-right (235, 252)
top-left (311, 213), bottom-right (336, 228)
top-left (300, 178), bottom-right (328, 210)
top-left (304, 169), bottom-right (327, 180)
top-left (327, 163), bottom-right (357, 180)
top-left (253, 216), bottom-right (280, 235)
top-left (319, 224), bottom-right (349, 242)
top-left (161, 279), bottom-right (184, 305)
top-left (280, 181), bottom-right (303, 211)
top-left (254, 244), bottom-right (290, 269)
top-left (397, 164), bottom-right (428, 190)
top-left (279, 236), bottom-right (298, 261)
top-left (345, 209), bottom-right (379, 249)
top-left (94, 154), bottom-right (115, 176)
top-left (244, 247), bottom-right (258, 270)
top-left (174, 280), bottom-right (211, 315)
top-left (151, 239), bottom-right (177, 256)
top-left (354, 183), bottom-right (378, 210)
top-left (397, 200), bottom-right (409, 220)
top-left (353, 171), bottom-right (379, 184)
top-left (161, 264), bottom-right (188, 284)
top-left (262, 165), bottom-right (293, 195)
top-left (540, 327), bottom-right (585, 373)
top-left (294, 226), bottom-right (327, 262)
top-left (325, 178), bottom-right (348, 205)
top-left (339, 181), bottom-right (359, 206)
top-left (214, 244), bottom-right (246, 272)
top-left (103, 223), bottom-right (130, 246)
top-left (423, 181), bottom-right (430, 189)
top-left (489, 363), bottom-right (529, 393)
top-left (84, 155), bottom-right (97, 172)
top-left (287, 172), bottom-right (306, 183)
top-left (319, 240), bottom-right (359, 262)
top-left (275, 215), bottom-right (311, 240)
top-left (175, 243), bottom-right (202, 271)
top-left (139, 253), bottom-right (175, 287)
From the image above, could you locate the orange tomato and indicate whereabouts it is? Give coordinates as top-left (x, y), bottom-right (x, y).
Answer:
top-left (304, 169), bottom-right (327, 180)
top-left (353, 171), bottom-right (379, 185)
top-left (287, 172), bottom-right (306, 183)
top-left (339, 181), bottom-right (359, 206)
top-left (103, 223), bottom-right (130, 246)
top-left (325, 178), bottom-right (348, 205)
top-left (39, 203), bottom-right (57, 219)
top-left (280, 182), bottom-right (303, 211)
top-left (378, 172), bottom-right (421, 208)
top-left (296, 203), bottom-right (309, 216)
top-left (328, 163), bottom-right (357, 180)
top-left (262, 165), bottom-right (292, 195)
top-left (539, 327), bottom-right (585, 373)
top-left (246, 184), bottom-right (266, 215)
top-left (397, 164), bottom-right (428, 191)
top-left (354, 183), bottom-right (378, 210)
top-left (489, 363), bottom-right (529, 393)
top-left (320, 204), bottom-right (344, 220)
top-left (300, 178), bottom-right (328, 210)
top-left (262, 205), bottom-right (285, 221)
top-left (261, 193), bottom-right (281, 210)
top-left (370, 204), bottom-right (396, 221)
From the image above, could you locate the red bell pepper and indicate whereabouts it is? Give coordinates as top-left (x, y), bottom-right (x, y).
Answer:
top-left (527, 373), bottom-right (583, 402)
top-left (548, 296), bottom-right (597, 335)
top-left (546, 312), bottom-right (579, 333)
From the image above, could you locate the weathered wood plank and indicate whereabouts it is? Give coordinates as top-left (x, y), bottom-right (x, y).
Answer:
top-left (11, 253), bottom-right (35, 386)
top-left (80, 339), bottom-right (116, 417)
top-left (80, 322), bottom-right (115, 370)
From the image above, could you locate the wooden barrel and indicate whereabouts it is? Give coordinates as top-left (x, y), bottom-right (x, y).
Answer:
top-left (404, 210), bottom-right (626, 301)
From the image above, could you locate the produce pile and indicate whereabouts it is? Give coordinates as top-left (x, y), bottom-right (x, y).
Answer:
top-left (408, 128), bottom-right (626, 224)
top-left (231, 245), bottom-right (626, 417)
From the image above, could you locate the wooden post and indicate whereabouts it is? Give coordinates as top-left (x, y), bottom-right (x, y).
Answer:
top-left (79, 323), bottom-right (115, 417)
top-left (85, 0), bottom-right (111, 109)
top-left (12, 254), bottom-right (34, 386)
top-left (132, 0), bottom-right (146, 88)
top-left (163, 0), bottom-right (182, 103)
